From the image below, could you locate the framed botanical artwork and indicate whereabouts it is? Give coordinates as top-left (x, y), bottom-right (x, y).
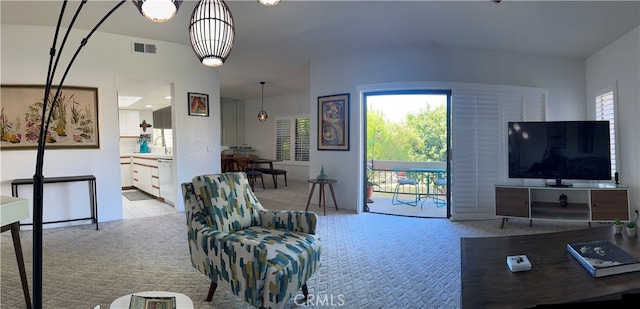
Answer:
top-left (0, 84), bottom-right (99, 150)
top-left (188, 92), bottom-right (209, 117)
top-left (318, 93), bottom-right (350, 151)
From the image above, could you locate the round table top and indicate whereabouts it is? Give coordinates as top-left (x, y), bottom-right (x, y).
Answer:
top-left (110, 291), bottom-right (193, 309)
top-left (307, 178), bottom-right (337, 184)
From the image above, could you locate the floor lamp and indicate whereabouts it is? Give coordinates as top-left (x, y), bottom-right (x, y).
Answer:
top-left (32, 1), bottom-right (181, 308)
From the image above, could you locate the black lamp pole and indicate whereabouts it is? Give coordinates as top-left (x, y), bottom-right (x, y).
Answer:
top-left (33, 1), bottom-right (127, 308)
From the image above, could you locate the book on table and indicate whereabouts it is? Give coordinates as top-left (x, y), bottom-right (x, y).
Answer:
top-left (129, 295), bottom-right (176, 309)
top-left (567, 240), bottom-right (640, 278)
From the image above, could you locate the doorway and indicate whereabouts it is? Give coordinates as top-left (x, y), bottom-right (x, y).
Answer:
top-left (364, 90), bottom-right (451, 218)
top-left (117, 77), bottom-right (175, 220)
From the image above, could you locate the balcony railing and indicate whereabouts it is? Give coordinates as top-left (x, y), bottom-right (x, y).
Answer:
top-left (368, 160), bottom-right (447, 196)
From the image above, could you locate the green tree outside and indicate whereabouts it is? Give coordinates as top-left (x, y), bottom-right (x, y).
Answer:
top-left (367, 103), bottom-right (446, 162)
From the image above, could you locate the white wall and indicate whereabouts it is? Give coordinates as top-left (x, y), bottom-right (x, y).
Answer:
top-left (309, 45), bottom-right (587, 213)
top-left (244, 92), bottom-right (310, 181)
top-left (1, 25), bottom-right (222, 225)
top-left (586, 26), bottom-right (640, 216)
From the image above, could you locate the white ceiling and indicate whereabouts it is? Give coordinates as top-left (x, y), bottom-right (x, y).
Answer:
top-left (2, 0), bottom-right (639, 108)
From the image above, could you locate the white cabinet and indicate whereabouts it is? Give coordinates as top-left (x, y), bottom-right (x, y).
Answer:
top-left (132, 156), bottom-right (159, 196)
top-left (119, 110), bottom-right (140, 137)
top-left (120, 156), bottom-right (132, 188)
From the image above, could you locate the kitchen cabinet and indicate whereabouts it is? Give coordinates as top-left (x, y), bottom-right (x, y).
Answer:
top-left (119, 110), bottom-right (140, 137)
top-left (132, 156), bottom-right (159, 196)
top-left (120, 156), bottom-right (132, 188)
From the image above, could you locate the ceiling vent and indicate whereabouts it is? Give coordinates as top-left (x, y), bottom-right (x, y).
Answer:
top-left (133, 42), bottom-right (157, 54)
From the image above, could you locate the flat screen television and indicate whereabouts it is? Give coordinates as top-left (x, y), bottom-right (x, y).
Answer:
top-left (508, 121), bottom-right (611, 187)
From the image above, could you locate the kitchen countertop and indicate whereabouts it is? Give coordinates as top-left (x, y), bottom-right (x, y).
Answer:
top-left (121, 153), bottom-right (173, 160)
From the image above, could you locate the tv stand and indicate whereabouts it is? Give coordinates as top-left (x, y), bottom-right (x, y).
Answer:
top-left (495, 184), bottom-right (630, 228)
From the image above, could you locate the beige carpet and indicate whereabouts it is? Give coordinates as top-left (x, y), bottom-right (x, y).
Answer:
top-left (1, 180), bottom-right (596, 308)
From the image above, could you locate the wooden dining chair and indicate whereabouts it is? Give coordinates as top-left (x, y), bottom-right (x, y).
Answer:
top-left (234, 158), bottom-right (265, 190)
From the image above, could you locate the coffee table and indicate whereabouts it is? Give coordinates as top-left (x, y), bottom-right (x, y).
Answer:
top-left (110, 291), bottom-right (193, 309)
top-left (461, 226), bottom-right (640, 308)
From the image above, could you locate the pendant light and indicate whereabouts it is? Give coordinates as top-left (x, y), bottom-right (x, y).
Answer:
top-left (258, 81), bottom-right (269, 122)
top-left (258, 0), bottom-right (281, 6)
top-left (132, 0), bottom-right (182, 23)
top-left (189, 0), bottom-right (235, 67)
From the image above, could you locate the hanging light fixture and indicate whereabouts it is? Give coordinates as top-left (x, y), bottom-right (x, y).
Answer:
top-left (258, 81), bottom-right (269, 122)
top-left (258, 0), bottom-right (281, 6)
top-left (132, 0), bottom-right (182, 22)
top-left (189, 0), bottom-right (235, 67)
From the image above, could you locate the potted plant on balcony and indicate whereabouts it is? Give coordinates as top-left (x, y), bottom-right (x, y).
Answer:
top-left (627, 221), bottom-right (637, 237)
top-left (613, 218), bottom-right (623, 234)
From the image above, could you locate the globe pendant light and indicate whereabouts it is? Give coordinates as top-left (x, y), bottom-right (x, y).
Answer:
top-left (258, 0), bottom-right (281, 6)
top-left (258, 81), bottom-right (269, 122)
top-left (132, 0), bottom-right (182, 23)
top-left (189, 0), bottom-right (235, 67)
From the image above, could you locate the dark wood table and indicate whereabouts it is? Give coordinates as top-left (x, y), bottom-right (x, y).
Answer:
top-left (461, 226), bottom-right (640, 308)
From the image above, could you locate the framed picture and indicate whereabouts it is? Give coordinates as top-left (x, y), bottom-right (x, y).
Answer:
top-left (0, 84), bottom-right (99, 150)
top-left (318, 93), bottom-right (350, 151)
top-left (188, 92), bottom-right (209, 117)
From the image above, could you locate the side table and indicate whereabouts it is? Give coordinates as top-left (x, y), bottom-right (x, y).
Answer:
top-left (305, 179), bottom-right (339, 215)
top-left (1, 196), bottom-right (32, 309)
top-left (110, 291), bottom-right (193, 309)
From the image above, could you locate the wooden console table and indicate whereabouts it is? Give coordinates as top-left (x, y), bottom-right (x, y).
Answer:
top-left (461, 226), bottom-right (640, 308)
top-left (11, 175), bottom-right (99, 230)
top-left (1, 196), bottom-right (32, 309)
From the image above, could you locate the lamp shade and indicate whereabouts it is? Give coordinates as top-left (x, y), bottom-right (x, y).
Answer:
top-left (132, 0), bottom-right (182, 23)
top-left (258, 81), bottom-right (268, 122)
top-left (258, 0), bottom-right (281, 6)
top-left (189, 0), bottom-right (235, 67)
top-left (258, 110), bottom-right (268, 122)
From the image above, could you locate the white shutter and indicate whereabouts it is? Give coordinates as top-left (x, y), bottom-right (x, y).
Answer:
top-left (595, 84), bottom-right (617, 176)
top-left (295, 118), bottom-right (310, 162)
top-left (452, 88), bottom-right (547, 220)
top-left (276, 119), bottom-right (291, 161)
top-left (452, 91), bottom-right (500, 218)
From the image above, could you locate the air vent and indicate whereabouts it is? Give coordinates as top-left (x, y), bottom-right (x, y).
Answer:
top-left (132, 42), bottom-right (157, 54)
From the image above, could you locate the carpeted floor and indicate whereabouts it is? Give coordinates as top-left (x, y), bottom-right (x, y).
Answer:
top-left (1, 180), bottom-right (594, 308)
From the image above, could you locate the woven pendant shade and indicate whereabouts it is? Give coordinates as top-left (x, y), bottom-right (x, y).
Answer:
top-left (132, 0), bottom-right (182, 23)
top-left (189, 0), bottom-right (235, 67)
top-left (258, 0), bottom-right (280, 6)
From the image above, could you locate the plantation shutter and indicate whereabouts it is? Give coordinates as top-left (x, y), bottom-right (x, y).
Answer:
top-left (276, 119), bottom-right (291, 161)
top-left (295, 118), bottom-right (310, 162)
top-left (452, 91), bottom-right (500, 219)
top-left (595, 84), bottom-right (617, 176)
top-left (451, 87), bottom-right (546, 220)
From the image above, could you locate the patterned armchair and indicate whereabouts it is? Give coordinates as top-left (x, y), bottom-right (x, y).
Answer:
top-left (181, 172), bottom-right (321, 309)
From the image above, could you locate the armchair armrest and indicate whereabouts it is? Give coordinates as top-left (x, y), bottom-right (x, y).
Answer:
top-left (188, 226), bottom-right (269, 306)
top-left (258, 210), bottom-right (318, 234)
